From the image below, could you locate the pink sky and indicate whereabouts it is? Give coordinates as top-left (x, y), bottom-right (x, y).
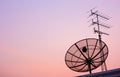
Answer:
top-left (0, 0), bottom-right (120, 77)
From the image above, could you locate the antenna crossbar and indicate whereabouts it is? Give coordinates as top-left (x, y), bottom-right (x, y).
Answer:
top-left (92, 21), bottom-right (110, 28)
top-left (94, 28), bottom-right (109, 35)
top-left (90, 10), bottom-right (109, 20)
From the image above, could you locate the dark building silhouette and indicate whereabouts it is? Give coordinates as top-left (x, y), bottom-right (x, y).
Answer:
top-left (76, 68), bottom-right (120, 77)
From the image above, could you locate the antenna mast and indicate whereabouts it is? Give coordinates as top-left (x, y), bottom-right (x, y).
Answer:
top-left (89, 9), bottom-right (110, 71)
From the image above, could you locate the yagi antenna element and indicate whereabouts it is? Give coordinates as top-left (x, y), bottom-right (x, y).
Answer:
top-left (94, 27), bottom-right (109, 35)
top-left (88, 9), bottom-right (111, 71)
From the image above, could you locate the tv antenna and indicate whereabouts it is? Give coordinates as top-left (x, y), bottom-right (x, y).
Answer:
top-left (65, 9), bottom-right (110, 74)
top-left (89, 9), bottom-right (110, 71)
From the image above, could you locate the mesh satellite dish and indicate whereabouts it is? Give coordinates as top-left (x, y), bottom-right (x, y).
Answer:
top-left (65, 38), bottom-right (108, 74)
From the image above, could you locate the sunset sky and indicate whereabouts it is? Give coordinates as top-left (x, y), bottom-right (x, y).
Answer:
top-left (0, 0), bottom-right (120, 77)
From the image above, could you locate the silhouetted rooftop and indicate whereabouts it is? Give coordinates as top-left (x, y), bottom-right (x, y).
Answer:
top-left (76, 68), bottom-right (120, 77)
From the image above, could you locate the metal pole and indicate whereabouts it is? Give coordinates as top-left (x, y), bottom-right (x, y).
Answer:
top-left (96, 14), bottom-right (107, 71)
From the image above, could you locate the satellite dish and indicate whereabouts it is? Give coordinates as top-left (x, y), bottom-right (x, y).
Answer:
top-left (65, 38), bottom-right (108, 74)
